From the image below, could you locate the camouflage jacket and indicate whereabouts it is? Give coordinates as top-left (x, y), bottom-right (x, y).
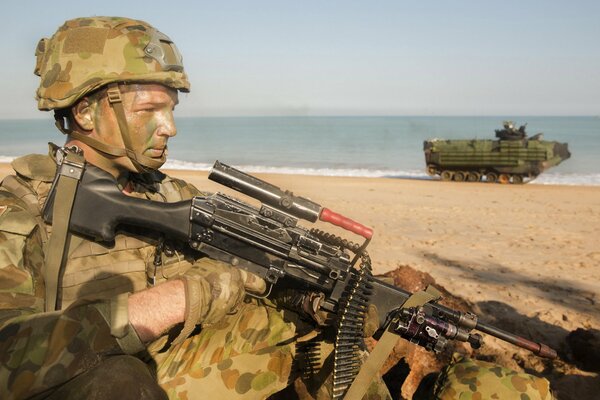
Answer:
top-left (0, 153), bottom-right (202, 399)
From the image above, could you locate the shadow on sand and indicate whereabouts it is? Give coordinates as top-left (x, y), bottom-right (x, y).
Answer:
top-left (418, 252), bottom-right (599, 400)
top-left (422, 252), bottom-right (597, 318)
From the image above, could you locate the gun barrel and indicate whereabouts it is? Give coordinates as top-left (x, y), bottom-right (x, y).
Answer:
top-left (476, 321), bottom-right (557, 359)
top-left (430, 302), bottom-right (557, 359)
top-left (209, 161), bottom-right (322, 222)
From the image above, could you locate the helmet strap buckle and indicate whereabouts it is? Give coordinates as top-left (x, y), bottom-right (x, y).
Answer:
top-left (106, 86), bottom-right (123, 104)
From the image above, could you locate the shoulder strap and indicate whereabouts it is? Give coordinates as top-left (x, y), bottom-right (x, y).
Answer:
top-left (43, 151), bottom-right (85, 311)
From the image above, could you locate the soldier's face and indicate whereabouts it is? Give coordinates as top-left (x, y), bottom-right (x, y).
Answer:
top-left (92, 83), bottom-right (179, 173)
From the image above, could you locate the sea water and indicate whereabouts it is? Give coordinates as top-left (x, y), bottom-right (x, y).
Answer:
top-left (1, 116), bottom-right (598, 186)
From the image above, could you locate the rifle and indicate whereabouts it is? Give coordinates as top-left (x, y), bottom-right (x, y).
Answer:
top-left (43, 158), bottom-right (557, 398)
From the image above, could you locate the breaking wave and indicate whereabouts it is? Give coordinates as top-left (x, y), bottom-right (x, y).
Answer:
top-left (2, 156), bottom-right (598, 186)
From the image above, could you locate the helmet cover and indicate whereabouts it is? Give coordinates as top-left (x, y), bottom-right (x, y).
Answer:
top-left (35, 16), bottom-right (190, 111)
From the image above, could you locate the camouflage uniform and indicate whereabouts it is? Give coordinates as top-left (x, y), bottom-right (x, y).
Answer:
top-left (434, 354), bottom-right (553, 400)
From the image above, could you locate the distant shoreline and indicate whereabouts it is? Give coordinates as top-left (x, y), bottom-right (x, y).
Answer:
top-left (1, 115), bottom-right (599, 121)
top-left (1, 160), bottom-right (597, 187)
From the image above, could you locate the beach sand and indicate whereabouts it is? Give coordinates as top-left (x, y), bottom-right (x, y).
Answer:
top-left (2, 161), bottom-right (599, 397)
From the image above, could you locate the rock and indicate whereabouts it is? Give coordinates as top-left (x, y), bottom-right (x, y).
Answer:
top-left (566, 328), bottom-right (600, 372)
top-left (377, 264), bottom-right (472, 312)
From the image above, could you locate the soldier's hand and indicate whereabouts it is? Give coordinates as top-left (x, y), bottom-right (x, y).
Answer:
top-left (239, 269), bottom-right (267, 295)
top-left (172, 259), bottom-right (265, 344)
top-left (183, 259), bottom-right (266, 325)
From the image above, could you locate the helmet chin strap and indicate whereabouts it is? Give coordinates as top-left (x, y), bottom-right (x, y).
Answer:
top-left (54, 82), bottom-right (165, 173)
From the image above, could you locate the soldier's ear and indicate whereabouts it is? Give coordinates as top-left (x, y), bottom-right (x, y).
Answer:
top-left (72, 98), bottom-right (95, 131)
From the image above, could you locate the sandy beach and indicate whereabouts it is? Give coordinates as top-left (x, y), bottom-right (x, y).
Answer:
top-left (1, 161), bottom-right (599, 398)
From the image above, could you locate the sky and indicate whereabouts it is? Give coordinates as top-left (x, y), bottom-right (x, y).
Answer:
top-left (1, 0), bottom-right (598, 118)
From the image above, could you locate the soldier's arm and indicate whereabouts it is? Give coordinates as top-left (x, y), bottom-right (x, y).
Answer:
top-left (0, 190), bottom-right (176, 398)
top-left (128, 279), bottom-right (186, 342)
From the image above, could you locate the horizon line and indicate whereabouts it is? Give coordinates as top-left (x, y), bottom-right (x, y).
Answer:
top-left (0, 114), bottom-right (598, 121)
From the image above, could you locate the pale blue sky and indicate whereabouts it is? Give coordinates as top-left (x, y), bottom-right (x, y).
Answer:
top-left (2, 0), bottom-right (598, 118)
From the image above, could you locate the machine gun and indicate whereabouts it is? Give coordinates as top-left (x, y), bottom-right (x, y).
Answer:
top-left (43, 158), bottom-right (557, 399)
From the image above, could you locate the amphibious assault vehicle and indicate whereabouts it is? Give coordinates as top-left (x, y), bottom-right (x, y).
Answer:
top-left (423, 122), bottom-right (570, 184)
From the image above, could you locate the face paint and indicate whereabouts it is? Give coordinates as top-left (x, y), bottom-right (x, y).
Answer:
top-left (87, 84), bottom-right (178, 174)
top-left (128, 86), bottom-right (178, 161)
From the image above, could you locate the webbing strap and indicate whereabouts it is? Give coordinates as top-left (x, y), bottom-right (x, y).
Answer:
top-left (343, 286), bottom-right (441, 400)
top-left (43, 152), bottom-right (84, 311)
top-left (67, 130), bottom-right (126, 158)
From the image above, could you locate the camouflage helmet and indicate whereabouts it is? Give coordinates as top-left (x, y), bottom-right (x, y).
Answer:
top-left (34, 16), bottom-right (190, 111)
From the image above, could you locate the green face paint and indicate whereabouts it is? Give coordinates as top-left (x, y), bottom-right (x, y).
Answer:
top-left (126, 85), bottom-right (178, 162)
top-left (84, 83), bottom-right (178, 175)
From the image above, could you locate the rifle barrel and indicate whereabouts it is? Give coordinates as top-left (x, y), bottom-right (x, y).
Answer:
top-left (428, 301), bottom-right (557, 359)
top-left (476, 321), bottom-right (557, 359)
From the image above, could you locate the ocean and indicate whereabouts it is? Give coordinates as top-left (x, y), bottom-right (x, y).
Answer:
top-left (1, 116), bottom-right (598, 186)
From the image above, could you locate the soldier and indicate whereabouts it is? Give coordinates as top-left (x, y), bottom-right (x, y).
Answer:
top-left (0, 17), bottom-right (391, 400)
top-left (503, 120), bottom-right (516, 133)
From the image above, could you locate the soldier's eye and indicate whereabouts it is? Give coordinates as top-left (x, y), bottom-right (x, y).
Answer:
top-left (136, 107), bottom-right (155, 113)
